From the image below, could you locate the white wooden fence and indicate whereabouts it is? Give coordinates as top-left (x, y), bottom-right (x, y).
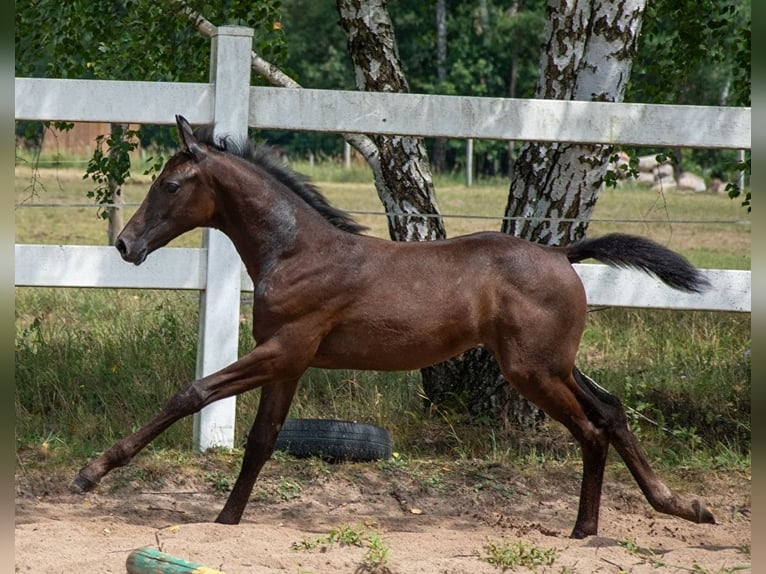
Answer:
top-left (15, 26), bottom-right (751, 451)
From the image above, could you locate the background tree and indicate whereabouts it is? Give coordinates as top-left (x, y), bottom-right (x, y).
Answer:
top-left (336, 0), bottom-right (445, 242)
top-left (15, 0), bottom-right (285, 243)
top-left (421, 0), bottom-right (649, 426)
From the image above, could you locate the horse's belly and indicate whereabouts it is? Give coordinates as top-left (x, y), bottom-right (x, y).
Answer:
top-left (311, 320), bottom-right (482, 371)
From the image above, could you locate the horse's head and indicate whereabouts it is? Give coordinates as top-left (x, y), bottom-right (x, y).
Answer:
top-left (116, 115), bottom-right (216, 264)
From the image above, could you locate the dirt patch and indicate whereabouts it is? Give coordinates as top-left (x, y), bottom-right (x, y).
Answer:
top-left (15, 458), bottom-right (750, 573)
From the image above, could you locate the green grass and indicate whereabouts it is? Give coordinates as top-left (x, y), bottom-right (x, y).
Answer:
top-left (579, 308), bottom-right (751, 456)
top-left (15, 288), bottom-right (201, 452)
top-left (14, 162), bottom-right (751, 472)
top-left (291, 522), bottom-right (391, 570)
top-left (482, 540), bottom-right (558, 571)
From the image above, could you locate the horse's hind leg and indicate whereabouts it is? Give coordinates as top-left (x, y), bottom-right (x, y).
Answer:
top-left (571, 367), bottom-right (716, 527)
top-left (496, 362), bottom-right (611, 537)
top-left (496, 360), bottom-right (715, 538)
top-left (215, 379), bottom-right (299, 524)
top-left (569, 422), bottom-right (609, 538)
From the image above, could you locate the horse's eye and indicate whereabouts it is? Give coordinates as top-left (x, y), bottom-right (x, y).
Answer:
top-left (165, 182), bottom-right (180, 194)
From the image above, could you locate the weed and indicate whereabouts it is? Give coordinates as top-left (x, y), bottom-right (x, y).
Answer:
top-left (618, 538), bottom-right (641, 556)
top-left (420, 472), bottom-right (447, 493)
top-left (250, 474), bottom-right (305, 503)
top-left (205, 471), bottom-right (232, 496)
top-left (292, 523), bottom-right (390, 569)
top-left (472, 477), bottom-right (515, 499)
top-left (290, 538), bottom-right (320, 552)
top-left (327, 524), bottom-right (365, 547)
top-left (17, 316), bottom-right (44, 353)
top-left (618, 538), bottom-right (665, 568)
top-left (276, 476), bottom-right (303, 501)
top-left (270, 449), bottom-right (290, 463)
top-left (488, 429), bottom-right (514, 463)
top-left (363, 534), bottom-right (390, 568)
top-left (482, 540), bottom-right (557, 571)
top-left (378, 451), bottom-right (409, 472)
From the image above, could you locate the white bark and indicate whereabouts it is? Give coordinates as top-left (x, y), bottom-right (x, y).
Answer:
top-left (538, 0), bottom-right (645, 101)
top-left (337, 0), bottom-right (445, 242)
top-left (504, 0), bottom-right (647, 244)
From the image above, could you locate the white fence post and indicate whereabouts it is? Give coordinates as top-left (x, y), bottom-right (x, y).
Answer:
top-left (192, 26), bottom-right (254, 451)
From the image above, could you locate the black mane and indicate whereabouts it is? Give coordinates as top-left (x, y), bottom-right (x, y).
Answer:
top-left (192, 124), bottom-right (367, 234)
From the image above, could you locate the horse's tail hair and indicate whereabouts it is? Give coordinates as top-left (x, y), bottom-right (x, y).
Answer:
top-left (562, 233), bottom-right (710, 293)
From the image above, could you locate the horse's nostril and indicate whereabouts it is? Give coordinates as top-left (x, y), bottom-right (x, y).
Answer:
top-left (115, 238), bottom-right (128, 257)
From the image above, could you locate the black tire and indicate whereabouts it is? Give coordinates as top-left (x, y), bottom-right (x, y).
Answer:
top-left (274, 418), bottom-right (392, 462)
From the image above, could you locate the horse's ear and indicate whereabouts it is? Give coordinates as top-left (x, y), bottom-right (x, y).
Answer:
top-left (175, 115), bottom-right (207, 162)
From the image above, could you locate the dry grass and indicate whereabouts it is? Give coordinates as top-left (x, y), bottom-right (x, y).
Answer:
top-left (15, 163), bottom-right (750, 269)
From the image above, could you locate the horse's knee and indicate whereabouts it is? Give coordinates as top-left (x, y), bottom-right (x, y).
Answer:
top-left (163, 381), bottom-right (209, 416)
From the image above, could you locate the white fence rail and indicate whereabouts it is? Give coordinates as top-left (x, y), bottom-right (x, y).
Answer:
top-left (15, 81), bottom-right (750, 149)
top-left (15, 26), bottom-right (751, 450)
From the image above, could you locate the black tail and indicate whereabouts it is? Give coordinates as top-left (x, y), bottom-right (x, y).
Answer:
top-left (563, 233), bottom-right (710, 293)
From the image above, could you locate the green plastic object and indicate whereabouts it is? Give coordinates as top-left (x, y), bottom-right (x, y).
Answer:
top-left (126, 546), bottom-right (226, 574)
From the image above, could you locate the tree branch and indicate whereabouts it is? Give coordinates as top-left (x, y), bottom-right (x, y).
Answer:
top-left (169, 0), bottom-right (381, 172)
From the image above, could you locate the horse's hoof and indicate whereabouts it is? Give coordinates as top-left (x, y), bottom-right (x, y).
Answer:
top-left (70, 473), bottom-right (97, 493)
top-left (570, 527), bottom-right (596, 539)
top-left (694, 500), bottom-right (717, 525)
top-left (214, 510), bottom-right (243, 525)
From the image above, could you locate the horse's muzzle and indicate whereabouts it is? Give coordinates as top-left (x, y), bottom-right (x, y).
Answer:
top-left (115, 237), bottom-right (148, 265)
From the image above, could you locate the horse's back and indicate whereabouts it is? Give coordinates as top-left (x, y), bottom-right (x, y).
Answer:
top-left (310, 231), bottom-right (586, 372)
top-left (377, 231), bottom-right (583, 296)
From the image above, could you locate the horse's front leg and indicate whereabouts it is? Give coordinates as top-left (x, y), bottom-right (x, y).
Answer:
top-left (71, 339), bottom-right (306, 494)
top-left (215, 380), bottom-right (299, 524)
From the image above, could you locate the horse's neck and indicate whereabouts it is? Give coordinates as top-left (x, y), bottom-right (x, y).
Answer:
top-left (213, 176), bottom-right (336, 283)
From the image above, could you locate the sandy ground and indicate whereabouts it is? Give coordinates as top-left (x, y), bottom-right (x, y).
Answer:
top-left (15, 457), bottom-right (750, 573)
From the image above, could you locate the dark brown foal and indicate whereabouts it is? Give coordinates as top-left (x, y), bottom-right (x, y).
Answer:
top-left (72, 115), bottom-right (715, 538)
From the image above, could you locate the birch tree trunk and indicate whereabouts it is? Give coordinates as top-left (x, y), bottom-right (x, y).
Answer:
top-left (337, 0), bottom-right (445, 242)
top-left (503, 0), bottom-right (646, 242)
top-left (422, 0), bottom-right (647, 429)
